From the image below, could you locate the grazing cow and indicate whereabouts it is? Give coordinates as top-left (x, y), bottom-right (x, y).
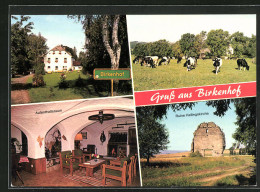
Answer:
top-left (141, 57), bottom-right (155, 68)
top-left (177, 56), bottom-right (182, 64)
top-left (213, 57), bottom-right (222, 75)
top-left (237, 59), bottom-right (249, 71)
top-left (133, 56), bottom-right (143, 64)
top-left (147, 56), bottom-right (159, 67)
top-left (184, 57), bottom-right (196, 71)
top-left (159, 57), bottom-right (171, 65)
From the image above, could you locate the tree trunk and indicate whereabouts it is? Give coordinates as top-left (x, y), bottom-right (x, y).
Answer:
top-left (146, 155), bottom-right (150, 165)
top-left (102, 15), bottom-right (121, 96)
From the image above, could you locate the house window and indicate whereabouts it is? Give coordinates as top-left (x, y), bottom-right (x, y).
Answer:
top-left (55, 66), bottom-right (58, 70)
top-left (63, 66), bottom-right (67, 70)
top-left (53, 51), bottom-right (55, 55)
top-left (64, 58), bottom-right (67, 63)
top-left (47, 58), bottom-right (51, 63)
top-left (55, 58), bottom-right (58, 63)
top-left (48, 66), bottom-right (51, 69)
top-left (59, 51), bottom-right (61, 55)
top-left (206, 129), bottom-right (208, 133)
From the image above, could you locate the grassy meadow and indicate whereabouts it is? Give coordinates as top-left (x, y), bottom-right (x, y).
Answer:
top-left (141, 152), bottom-right (256, 187)
top-left (26, 71), bottom-right (132, 103)
top-left (132, 57), bottom-right (256, 91)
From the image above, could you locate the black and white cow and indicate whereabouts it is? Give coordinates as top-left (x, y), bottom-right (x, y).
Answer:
top-left (159, 56), bottom-right (171, 65)
top-left (133, 56), bottom-right (143, 64)
top-left (177, 56), bottom-right (182, 64)
top-left (141, 57), bottom-right (155, 68)
top-left (213, 57), bottom-right (222, 75)
top-left (237, 59), bottom-right (249, 71)
top-left (184, 57), bottom-right (196, 71)
top-left (149, 56), bottom-right (159, 67)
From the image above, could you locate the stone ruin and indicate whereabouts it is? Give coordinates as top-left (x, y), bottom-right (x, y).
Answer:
top-left (191, 122), bottom-right (226, 157)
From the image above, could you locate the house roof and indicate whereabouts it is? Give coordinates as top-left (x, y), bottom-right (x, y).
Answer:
top-left (73, 61), bottom-right (81, 66)
top-left (50, 45), bottom-right (66, 52)
top-left (48, 45), bottom-right (72, 56)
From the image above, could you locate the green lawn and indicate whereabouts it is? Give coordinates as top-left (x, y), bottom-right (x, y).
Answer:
top-left (27, 71), bottom-right (132, 103)
top-left (132, 57), bottom-right (256, 91)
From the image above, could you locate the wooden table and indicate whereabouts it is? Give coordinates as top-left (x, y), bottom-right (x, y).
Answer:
top-left (79, 159), bottom-right (105, 177)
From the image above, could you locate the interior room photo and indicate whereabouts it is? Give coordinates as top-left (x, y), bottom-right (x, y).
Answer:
top-left (10, 97), bottom-right (140, 187)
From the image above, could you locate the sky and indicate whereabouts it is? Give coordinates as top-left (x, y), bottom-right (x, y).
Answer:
top-left (127, 15), bottom-right (256, 43)
top-left (160, 100), bottom-right (238, 151)
top-left (11, 15), bottom-right (85, 55)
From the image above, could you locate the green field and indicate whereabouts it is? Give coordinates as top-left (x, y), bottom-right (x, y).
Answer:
top-left (132, 57), bottom-right (256, 91)
top-left (141, 153), bottom-right (256, 187)
top-left (27, 71), bottom-right (132, 103)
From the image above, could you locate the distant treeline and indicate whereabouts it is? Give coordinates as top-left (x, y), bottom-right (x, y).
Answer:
top-left (132, 30), bottom-right (256, 59)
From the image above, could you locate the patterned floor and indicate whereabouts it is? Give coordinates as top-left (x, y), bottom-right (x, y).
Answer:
top-left (11, 168), bottom-right (140, 187)
top-left (64, 169), bottom-right (110, 186)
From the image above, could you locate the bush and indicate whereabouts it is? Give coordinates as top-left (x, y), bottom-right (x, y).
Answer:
top-left (58, 73), bottom-right (69, 89)
top-left (34, 63), bottom-right (45, 75)
top-left (32, 74), bottom-right (45, 87)
top-left (189, 151), bottom-right (203, 157)
top-left (75, 75), bottom-right (85, 87)
top-left (58, 80), bottom-right (69, 89)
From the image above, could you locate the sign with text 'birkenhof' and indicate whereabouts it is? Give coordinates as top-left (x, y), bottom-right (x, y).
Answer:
top-left (93, 68), bottom-right (131, 80)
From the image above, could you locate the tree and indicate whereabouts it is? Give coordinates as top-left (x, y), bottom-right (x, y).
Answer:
top-left (244, 35), bottom-right (256, 58)
top-left (11, 16), bottom-right (34, 75)
top-left (136, 106), bottom-right (169, 165)
top-left (206, 29), bottom-right (229, 57)
top-left (132, 43), bottom-right (148, 56)
top-left (150, 39), bottom-right (173, 57)
top-left (172, 41), bottom-right (183, 58)
top-left (102, 15), bottom-right (121, 70)
top-left (62, 45), bottom-right (77, 60)
top-left (73, 46), bottom-right (78, 60)
top-left (194, 31), bottom-right (207, 58)
top-left (232, 97), bottom-right (256, 156)
top-left (206, 98), bottom-right (256, 158)
top-left (27, 33), bottom-right (48, 75)
top-left (230, 32), bottom-right (246, 58)
top-left (68, 15), bottom-right (130, 95)
top-left (179, 33), bottom-right (196, 58)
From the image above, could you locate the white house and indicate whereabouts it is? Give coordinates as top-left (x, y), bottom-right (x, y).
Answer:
top-left (73, 61), bottom-right (82, 71)
top-left (44, 45), bottom-right (74, 73)
top-left (227, 44), bottom-right (234, 56)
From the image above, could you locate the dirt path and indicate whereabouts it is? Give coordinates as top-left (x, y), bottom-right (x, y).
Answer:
top-left (11, 74), bottom-right (33, 105)
top-left (143, 165), bottom-right (251, 186)
top-left (195, 167), bottom-right (250, 186)
top-left (143, 166), bottom-right (231, 183)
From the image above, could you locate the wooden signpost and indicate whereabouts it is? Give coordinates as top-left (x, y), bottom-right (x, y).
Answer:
top-left (93, 68), bottom-right (131, 96)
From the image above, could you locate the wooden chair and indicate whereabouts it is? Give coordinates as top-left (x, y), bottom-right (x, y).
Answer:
top-left (133, 154), bottom-right (138, 177)
top-left (127, 156), bottom-right (134, 184)
top-left (12, 153), bottom-right (24, 185)
top-left (109, 156), bottom-right (135, 184)
top-left (72, 149), bottom-right (91, 163)
top-left (102, 160), bottom-right (128, 186)
top-left (59, 151), bottom-right (79, 176)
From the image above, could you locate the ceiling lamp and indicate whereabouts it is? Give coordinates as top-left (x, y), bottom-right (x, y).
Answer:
top-left (88, 110), bottom-right (115, 124)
